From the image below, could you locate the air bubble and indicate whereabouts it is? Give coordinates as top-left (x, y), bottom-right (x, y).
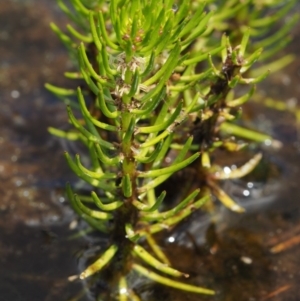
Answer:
top-left (240, 256), bottom-right (252, 264)
top-left (264, 139), bottom-right (272, 146)
top-left (15, 179), bottom-right (22, 187)
top-left (11, 155), bottom-right (18, 162)
top-left (168, 236), bottom-right (175, 243)
top-left (247, 182), bottom-right (254, 189)
top-left (120, 288), bottom-right (128, 295)
top-left (23, 190), bottom-right (29, 197)
top-left (11, 90), bottom-right (20, 99)
top-left (59, 196), bottom-right (65, 203)
top-left (243, 190), bottom-right (250, 197)
top-left (223, 166), bottom-right (231, 174)
top-left (172, 4), bottom-right (178, 12)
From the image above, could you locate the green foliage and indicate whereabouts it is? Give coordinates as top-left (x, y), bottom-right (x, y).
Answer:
top-left (46, 0), bottom-right (297, 299)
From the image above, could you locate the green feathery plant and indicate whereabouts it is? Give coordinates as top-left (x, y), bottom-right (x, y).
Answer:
top-left (45, 0), bottom-right (298, 300)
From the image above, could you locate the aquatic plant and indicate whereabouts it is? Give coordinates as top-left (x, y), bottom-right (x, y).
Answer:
top-left (46, 0), bottom-right (298, 299)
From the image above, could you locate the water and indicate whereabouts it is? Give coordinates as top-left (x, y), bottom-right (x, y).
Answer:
top-left (1, 1), bottom-right (300, 300)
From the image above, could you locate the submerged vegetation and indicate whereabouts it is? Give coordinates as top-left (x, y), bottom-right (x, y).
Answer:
top-left (46, 0), bottom-right (298, 300)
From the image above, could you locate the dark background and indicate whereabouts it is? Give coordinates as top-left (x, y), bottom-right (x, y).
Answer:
top-left (1, 1), bottom-right (300, 300)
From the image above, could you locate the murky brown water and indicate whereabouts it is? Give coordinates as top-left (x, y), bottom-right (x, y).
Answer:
top-left (1, 1), bottom-right (300, 301)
